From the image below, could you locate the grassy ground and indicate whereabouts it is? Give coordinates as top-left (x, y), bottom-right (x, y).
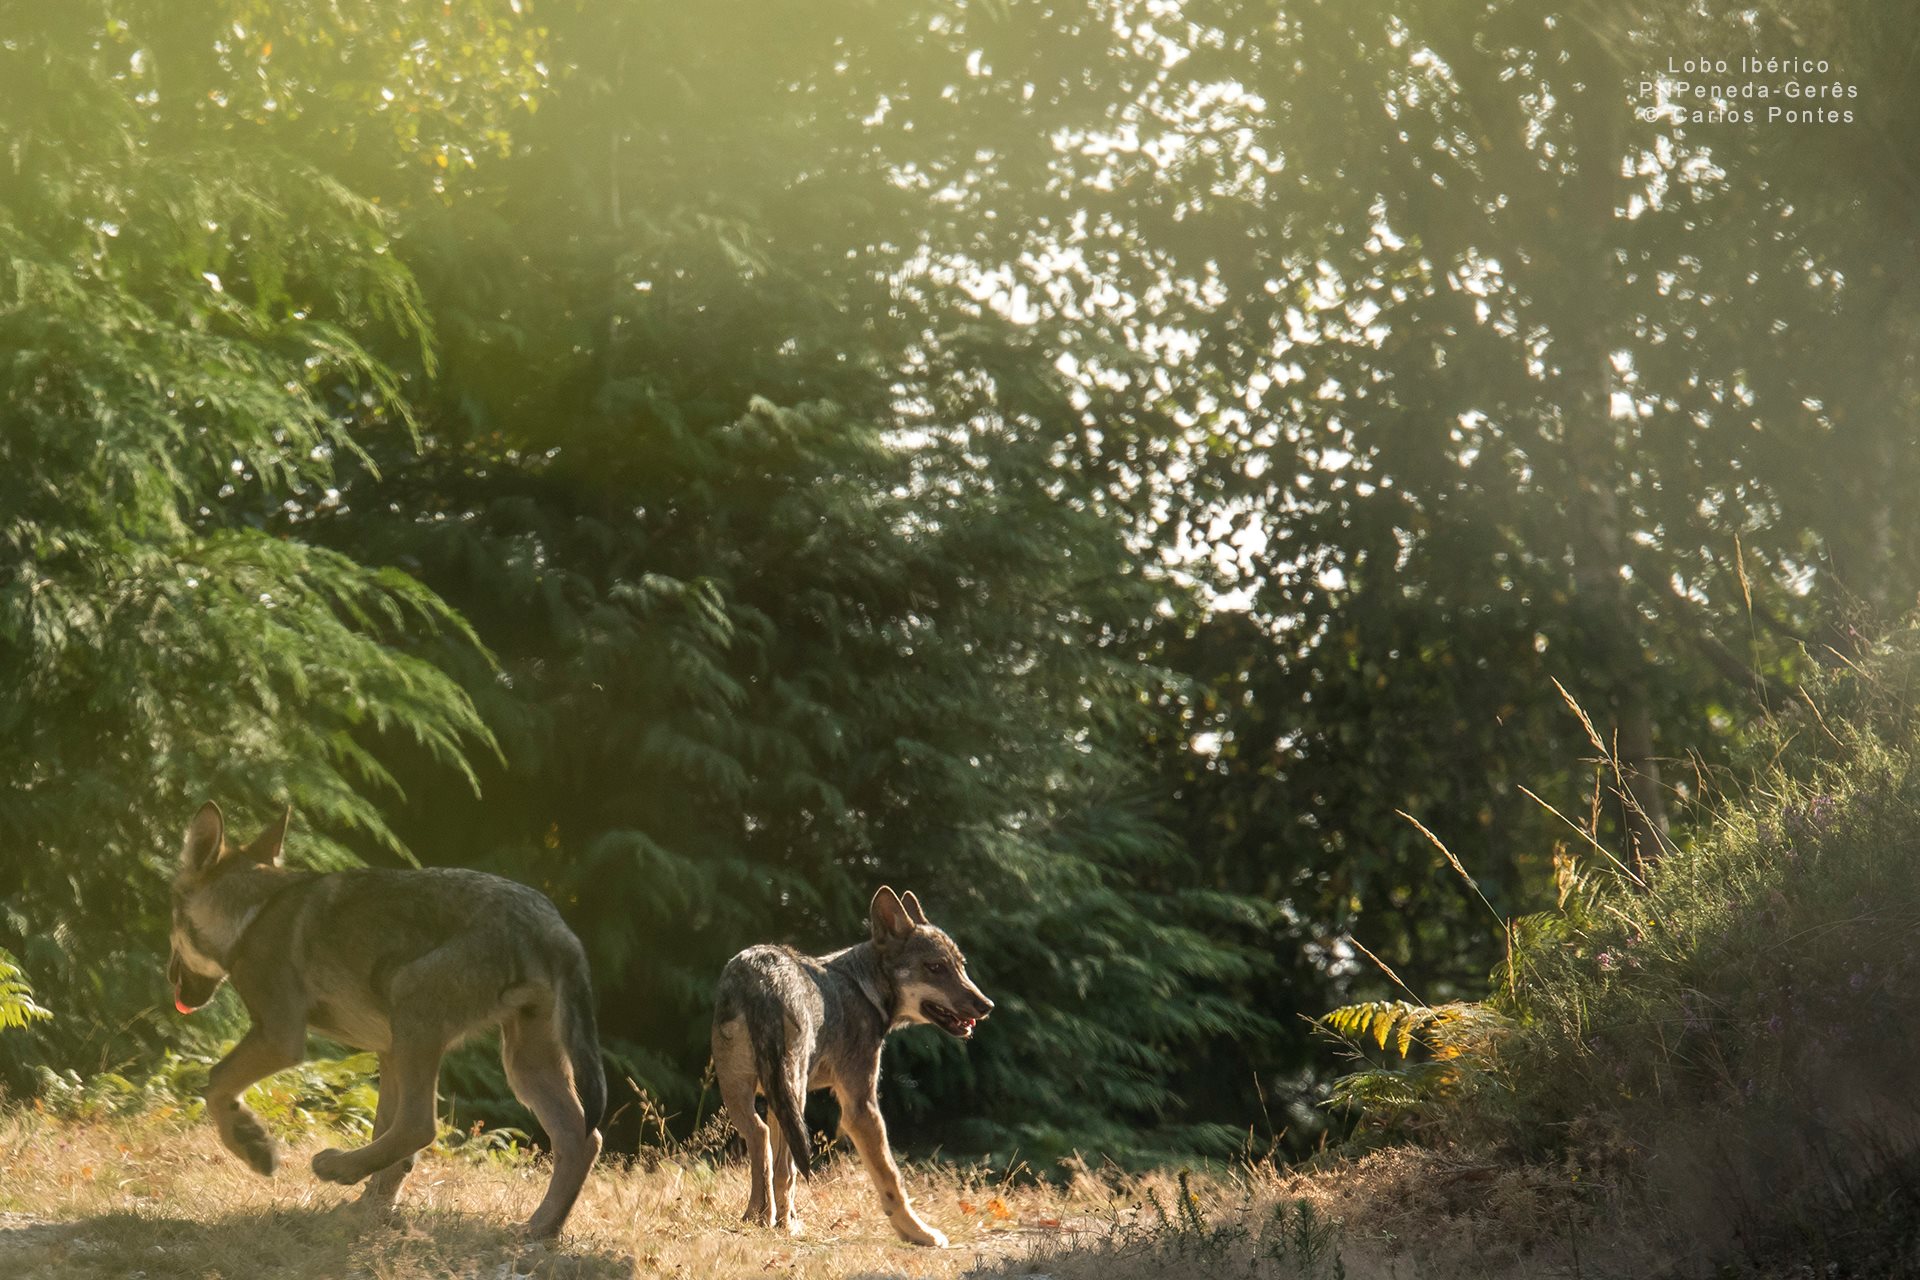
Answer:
top-left (0, 1113), bottom-right (1621, 1279)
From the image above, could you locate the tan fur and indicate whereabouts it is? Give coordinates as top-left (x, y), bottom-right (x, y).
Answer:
top-left (165, 800), bottom-right (606, 1240)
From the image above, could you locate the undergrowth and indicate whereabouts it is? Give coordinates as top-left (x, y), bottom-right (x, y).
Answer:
top-left (1323, 619), bottom-right (1920, 1272)
top-left (30, 1047), bottom-right (531, 1167)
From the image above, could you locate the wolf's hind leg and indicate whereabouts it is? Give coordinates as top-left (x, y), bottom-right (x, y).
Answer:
top-left (713, 1017), bottom-right (774, 1227)
top-left (312, 1037), bottom-right (443, 1187)
top-left (769, 1116), bottom-right (803, 1234)
top-left (356, 1052), bottom-right (419, 1211)
top-left (207, 1023), bottom-right (303, 1177)
top-left (503, 1004), bottom-right (602, 1240)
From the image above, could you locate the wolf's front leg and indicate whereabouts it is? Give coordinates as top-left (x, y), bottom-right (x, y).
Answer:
top-left (207, 1025), bottom-right (303, 1177)
top-left (312, 1041), bottom-right (442, 1187)
top-left (836, 1092), bottom-right (947, 1248)
top-left (354, 1053), bottom-right (419, 1211)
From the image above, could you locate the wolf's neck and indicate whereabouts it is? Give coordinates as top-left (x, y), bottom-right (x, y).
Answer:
top-left (187, 867), bottom-right (298, 968)
top-left (831, 941), bottom-right (897, 1027)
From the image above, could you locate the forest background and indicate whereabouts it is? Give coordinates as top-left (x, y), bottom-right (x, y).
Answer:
top-left (2, 0), bottom-right (1914, 1170)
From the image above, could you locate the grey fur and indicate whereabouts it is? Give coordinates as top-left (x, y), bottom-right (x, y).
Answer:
top-left (166, 801), bottom-right (605, 1240)
top-left (711, 886), bottom-right (993, 1248)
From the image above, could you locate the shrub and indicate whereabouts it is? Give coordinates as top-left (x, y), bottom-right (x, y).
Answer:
top-left (29, 1046), bottom-right (529, 1166)
top-left (1325, 619), bottom-right (1920, 1263)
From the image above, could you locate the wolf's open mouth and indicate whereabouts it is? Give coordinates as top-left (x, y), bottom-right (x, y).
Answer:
top-left (171, 974), bottom-right (221, 1015)
top-left (925, 1002), bottom-right (977, 1038)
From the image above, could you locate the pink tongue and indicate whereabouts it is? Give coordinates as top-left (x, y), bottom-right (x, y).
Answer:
top-left (174, 998), bottom-right (196, 1015)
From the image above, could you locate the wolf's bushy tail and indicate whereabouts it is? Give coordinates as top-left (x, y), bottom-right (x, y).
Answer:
top-left (748, 990), bottom-right (812, 1178)
top-left (562, 960), bottom-right (607, 1138)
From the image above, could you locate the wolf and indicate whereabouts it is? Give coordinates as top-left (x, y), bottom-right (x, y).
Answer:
top-left (711, 886), bottom-right (994, 1248)
top-left (165, 801), bottom-right (606, 1240)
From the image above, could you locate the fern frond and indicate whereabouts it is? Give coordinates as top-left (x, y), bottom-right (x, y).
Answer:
top-left (0, 949), bottom-right (51, 1031)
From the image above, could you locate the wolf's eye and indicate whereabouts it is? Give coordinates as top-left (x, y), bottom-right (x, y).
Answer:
top-left (924, 961), bottom-right (949, 977)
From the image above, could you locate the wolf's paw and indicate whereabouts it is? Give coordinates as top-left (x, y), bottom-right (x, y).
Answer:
top-left (895, 1220), bottom-right (948, 1249)
top-left (356, 1160), bottom-right (413, 1211)
top-left (778, 1215), bottom-right (805, 1237)
top-left (355, 1181), bottom-right (404, 1212)
top-left (741, 1202), bottom-right (773, 1229)
top-left (312, 1147), bottom-right (366, 1186)
top-left (221, 1110), bottom-right (279, 1177)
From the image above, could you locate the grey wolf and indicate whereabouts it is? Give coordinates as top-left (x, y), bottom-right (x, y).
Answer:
top-left (166, 801), bottom-right (606, 1239)
top-left (711, 886), bottom-right (994, 1248)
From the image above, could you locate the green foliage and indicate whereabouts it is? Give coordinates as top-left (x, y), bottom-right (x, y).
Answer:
top-left (1486, 642), bottom-right (1920, 1147)
top-left (1123, 0), bottom-right (1920, 1153)
top-left (0, 0), bottom-right (1280, 1164)
top-left (0, 4), bottom-right (492, 1091)
top-left (34, 1057), bottom-right (209, 1125)
top-left (1324, 1001), bottom-right (1437, 1059)
top-left (259, 0), bottom-right (1291, 1163)
top-left (315, 378), bottom-right (1273, 1161)
top-left (1320, 1000), bottom-right (1514, 1141)
top-left (1325, 616), bottom-right (1920, 1248)
top-left (7, 0), bottom-right (1920, 1182)
top-left (32, 1044), bottom-right (531, 1165)
top-left (0, 950), bottom-right (51, 1033)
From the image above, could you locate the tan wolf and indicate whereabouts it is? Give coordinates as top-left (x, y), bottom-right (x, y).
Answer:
top-left (166, 801), bottom-right (605, 1239)
top-left (711, 886), bottom-right (994, 1247)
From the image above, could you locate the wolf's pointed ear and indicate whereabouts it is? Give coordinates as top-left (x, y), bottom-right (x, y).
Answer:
top-left (236, 804), bottom-right (291, 866)
top-left (181, 802), bottom-right (225, 873)
top-left (900, 890), bottom-right (930, 927)
top-left (870, 886), bottom-right (915, 941)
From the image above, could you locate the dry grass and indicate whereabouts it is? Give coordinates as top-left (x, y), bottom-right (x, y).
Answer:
top-left (963, 1147), bottom-right (1620, 1280)
top-left (0, 1114), bottom-right (1629, 1279)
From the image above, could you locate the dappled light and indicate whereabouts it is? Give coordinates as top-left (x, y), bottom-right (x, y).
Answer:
top-left (3, 2), bottom-right (1918, 1277)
